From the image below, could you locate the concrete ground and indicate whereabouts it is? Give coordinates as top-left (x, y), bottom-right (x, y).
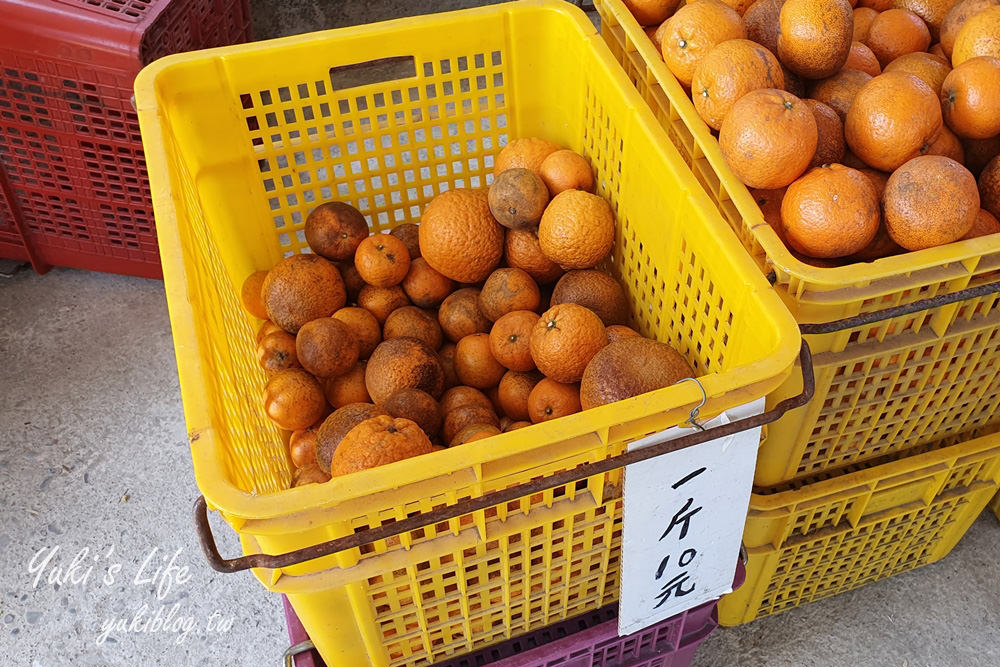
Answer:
top-left (2, 1), bottom-right (999, 666)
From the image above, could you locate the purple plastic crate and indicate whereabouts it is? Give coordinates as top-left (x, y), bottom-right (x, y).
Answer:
top-left (282, 560), bottom-right (744, 667)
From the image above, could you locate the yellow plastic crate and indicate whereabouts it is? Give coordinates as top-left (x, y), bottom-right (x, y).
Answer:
top-left (990, 491), bottom-right (1000, 521)
top-left (133, 2), bottom-right (800, 665)
top-left (595, 0), bottom-right (1000, 486)
top-left (718, 426), bottom-right (1000, 626)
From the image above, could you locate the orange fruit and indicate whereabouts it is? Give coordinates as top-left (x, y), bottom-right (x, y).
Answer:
top-left (550, 269), bottom-right (630, 326)
top-left (296, 317), bottom-right (359, 378)
top-left (778, 0), bottom-right (854, 79)
top-left (332, 307), bottom-right (381, 359)
top-left (845, 72), bottom-right (943, 171)
top-left (941, 56), bottom-right (1000, 138)
top-left (941, 0), bottom-right (1000, 58)
top-left (489, 310), bottom-right (540, 372)
top-left (304, 201), bottom-right (369, 261)
top-left (382, 388), bottom-right (443, 440)
top-left (854, 7), bottom-right (880, 41)
top-left (505, 421), bottom-right (532, 432)
top-left (289, 428), bottom-right (319, 468)
top-left (383, 306), bottom-right (443, 350)
top-left (605, 324), bottom-right (643, 343)
top-left (257, 330), bottom-right (301, 375)
top-left (883, 51), bottom-right (953, 94)
top-left (923, 125), bottom-right (966, 161)
top-left (488, 168), bottom-right (550, 230)
top-left (455, 333), bottom-right (507, 389)
top-left (952, 5), bottom-right (1000, 64)
top-left (264, 369), bottom-right (328, 431)
top-left (859, 0), bottom-right (894, 8)
top-left (401, 257), bottom-right (454, 309)
top-left (419, 189), bottom-right (503, 283)
top-left (442, 405), bottom-right (500, 444)
top-left (803, 99), bottom-right (847, 168)
top-left (530, 303), bottom-right (607, 383)
top-left (497, 370), bottom-right (544, 422)
top-left (692, 39), bottom-right (785, 130)
top-left (315, 403), bottom-right (388, 472)
top-left (256, 320), bottom-right (283, 344)
top-left (750, 187), bottom-right (789, 243)
top-left (719, 89), bottom-right (818, 189)
top-left (963, 135), bottom-right (1000, 174)
top-left (240, 270), bottom-right (269, 319)
top-left (781, 165), bottom-right (880, 257)
top-left (931, 41), bottom-right (949, 56)
top-left (895, 0), bottom-right (962, 40)
top-left (493, 138), bottom-right (561, 178)
top-left (354, 233), bottom-right (411, 287)
top-left (440, 385), bottom-right (494, 415)
top-left (808, 68), bottom-right (873, 121)
top-left (292, 464), bottom-right (330, 487)
top-left (324, 361), bottom-right (370, 408)
top-left (661, 0), bottom-right (747, 88)
top-left (389, 223), bottom-right (421, 259)
top-left (451, 423), bottom-right (502, 446)
top-left (478, 268), bottom-right (541, 322)
top-left (623, 0), bottom-right (682, 25)
top-left (744, 0), bottom-right (785, 55)
top-left (339, 262), bottom-right (365, 303)
top-left (538, 190), bottom-right (615, 270)
top-left (330, 415), bottom-right (434, 476)
top-left (438, 287), bottom-right (491, 342)
top-left (357, 284), bottom-right (410, 325)
top-left (438, 342), bottom-right (459, 390)
top-left (538, 150), bottom-right (595, 197)
top-left (721, 0), bottom-right (759, 13)
top-left (865, 9), bottom-right (933, 67)
top-left (883, 155), bottom-right (979, 249)
top-left (527, 378), bottom-right (582, 424)
top-left (579, 338), bottom-right (695, 410)
top-left (365, 337), bottom-right (445, 404)
top-left (852, 223), bottom-right (905, 260)
top-left (962, 208), bottom-right (1000, 237)
top-left (505, 228), bottom-right (565, 285)
top-left (845, 41), bottom-right (883, 75)
top-left (262, 254), bottom-right (346, 333)
top-left (978, 155), bottom-right (1000, 217)
top-left (782, 65), bottom-right (807, 97)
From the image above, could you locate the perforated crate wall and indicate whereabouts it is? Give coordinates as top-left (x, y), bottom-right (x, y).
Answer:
top-left (0, 0), bottom-right (251, 277)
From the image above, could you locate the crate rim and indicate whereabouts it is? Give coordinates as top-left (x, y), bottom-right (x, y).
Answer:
top-left (134, 0), bottom-right (801, 522)
top-left (596, 0), bottom-right (1000, 292)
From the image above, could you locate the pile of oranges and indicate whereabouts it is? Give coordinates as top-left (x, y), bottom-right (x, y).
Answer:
top-left (242, 138), bottom-right (696, 487)
top-left (625, 0), bottom-right (1000, 265)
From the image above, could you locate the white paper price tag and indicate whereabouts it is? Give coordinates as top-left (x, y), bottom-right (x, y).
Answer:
top-left (617, 397), bottom-right (764, 636)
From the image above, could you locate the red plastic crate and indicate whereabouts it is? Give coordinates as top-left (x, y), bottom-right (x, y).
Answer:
top-left (0, 0), bottom-right (252, 277)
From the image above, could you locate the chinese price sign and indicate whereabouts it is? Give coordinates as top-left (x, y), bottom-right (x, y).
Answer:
top-left (617, 398), bottom-right (764, 636)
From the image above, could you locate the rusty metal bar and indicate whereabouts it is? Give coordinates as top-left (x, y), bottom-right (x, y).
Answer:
top-left (194, 341), bottom-right (814, 574)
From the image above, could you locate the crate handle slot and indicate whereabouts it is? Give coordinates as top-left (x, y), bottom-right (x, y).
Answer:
top-left (798, 279), bottom-right (1000, 335)
top-left (192, 341), bottom-right (815, 574)
top-left (329, 56), bottom-right (417, 91)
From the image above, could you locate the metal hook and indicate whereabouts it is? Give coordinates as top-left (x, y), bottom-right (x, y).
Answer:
top-left (673, 377), bottom-right (708, 431)
top-left (283, 639), bottom-right (316, 667)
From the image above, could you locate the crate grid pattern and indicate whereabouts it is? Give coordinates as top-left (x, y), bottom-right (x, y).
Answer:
top-left (0, 0), bottom-right (250, 275)
top-left (595, 0), bottom-right (1000, 485)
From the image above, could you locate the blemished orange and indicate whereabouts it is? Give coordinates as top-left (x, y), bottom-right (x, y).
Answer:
top-left (389, 223), bottom-right (420, 259)
top-left (894, 0), bottom-right (962, 40)
top-left (845, 41), bottom-right (883, 75)
top-left (854, 7), bottom-right (880, 41)
top-left (579, 338), bottom-right (695, 410)
top-left (979, 155), bottom-right (1000, 217)
top-left (357, 284), bottom-right (410, 325)
top-left (440, 385), bottom-right (494, 415)
top-left (537, 190), bottom-right (615, 270)
top-left (264, 369), bottom-right (328, 431)
top-left (497, 370), bottom-right (544, 422)
top-left (858, 0), bottom-right (894, 8)
top-left (550, 269), bottom-right (630, 326)
top-left (530, 303), bottom-right (607, 383)
top-left (493, 138), bottom-right (560, 177)
top-left (744, 0), bottom-right (785, 55)
top-left (339, 262), bottom-right (365, 303)
top-left (330, 415), bottom-right (434, 476)
top-left (479, 268), bottom-right (542, 321)
top-left (661, 0), bottom-right (747, 87)
top-left (941, 0), bottom-right (1000, 58)
top-left (438, 287), bottom-right (491, 343)
top-left (401, 257), bottom-right (454, 308)
top-left (952, 5), bottom-right (1000, 64)
top-left (605, 324), bottom-right (643, 343)
top-left (257, 330), bottom-right (300, 375)
top-left (262, 254), bottom-right (346, 334)
top-left (295, 317), bottom-right (359, 378)
top-left (292, 465), bottom-right (330, 487)
top-left (324, 361), bottom-right (370, 408)
top-left (442, 405), bottom-right (500, 444)
top-left (488, 168), bottom-right (550, 230)
top-left (451, 423), bottom-right (501, 446)
top-left (315, 403), bottom-right (388, 473)
top-left (365, 337), bottom-right (445, 404)
top-left (455, 333), bottom-right (507, 389)
top-left (256, 320), bottom-right (283, 344)
top-left (382, 388), bottom-right (442, 441)
top-left (803, 99), bottom-right (847, 168)
top-left (332, 307), bottom-right (382, 359)
top-left (883, 51), bottom-right (953, 94)
top-left (538, 150), bottom-right (595, 197)
top-left (304, 201), bottom-right (368, 261)
top-left (354, 233), bottom-right (411, 287)
top-left (439, 342), bottom-right (459, 390)
top-left (923, 125), bottom-right (966, 162)
top-left (865, 9), bottom-right (933, 67)
top-left (781, 164), bottom-right (880, 258)
top-left (963, 134), bottom-right (1000, 175)
top-left (719, 89), bottom-right (818, 190)
top-left (779, 0), bottom-right (854, 79)
top-left (383, 306), bottom-right (444, 351)
top-left (807, 68), bottom-right (873, 121)
top-left (527, 378), bottom-right (582, 423)
top-left (883, 155), bottom-right (980, 249)
top-left (490, 310), bottom-right (541, 372)
top-left (845, 72), bottom-right (943, 171)
top-left (623, 0), bottom-right (682, 25)
top-left (419, 189), bottom-right (504, 283)
top-left (962, 208), bottom-right (1000, 238)
top-left (504, 228), bottom-right (565, 285)
top-left (240, 270), bottom-right (269, 319)
top-left (692, 39), bottom-right (785, 130)
top-left (289, 428), bottom-right (319, 468)
top-left (941, 56), bottom-right (1000, 138)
